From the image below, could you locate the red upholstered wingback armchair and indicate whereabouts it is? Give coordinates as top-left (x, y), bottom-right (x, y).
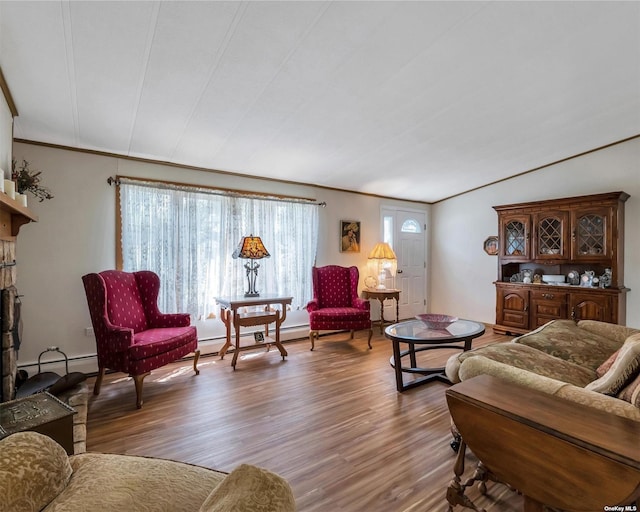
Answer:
top-left (82, 270), bottom-right (200, 409)
top-left (306, 265), bottom-right (372, 351)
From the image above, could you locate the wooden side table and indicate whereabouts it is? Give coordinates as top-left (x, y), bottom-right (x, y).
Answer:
top-left (215, 295), bottom-right (293, 369)
top-left (0, 392), bottom-right (76, 454)
top-left (362, 288), bottom-right (400, 334)
top-left (445, 375), bottom-right (640, 511)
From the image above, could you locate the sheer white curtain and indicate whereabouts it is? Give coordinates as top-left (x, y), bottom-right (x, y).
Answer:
top-left (120, 180), bottom-right (318, 318)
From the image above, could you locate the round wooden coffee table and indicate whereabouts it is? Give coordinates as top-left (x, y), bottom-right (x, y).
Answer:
top-left (385, 318), bottom-right (485, 392)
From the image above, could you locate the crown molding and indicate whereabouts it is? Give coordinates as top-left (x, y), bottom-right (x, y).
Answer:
top-left (0, 67), bottom-right (18, 117)
top-left (13, 138), bottom-right (432, 205)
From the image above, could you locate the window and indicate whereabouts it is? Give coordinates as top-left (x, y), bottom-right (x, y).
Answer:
top-left (119, 179), bottom-right (318, 319)
top-left (383, 215), bottom-right (393, 247)
top-left (400, 219), bottom-right (422, 233)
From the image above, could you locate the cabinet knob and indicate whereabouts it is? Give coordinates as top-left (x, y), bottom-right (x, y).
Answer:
top-left (543, 293), bottom-right (554, 300)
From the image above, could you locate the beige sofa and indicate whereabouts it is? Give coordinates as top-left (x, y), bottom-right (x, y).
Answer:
top-left (445, 319), bottom-right (640, 422)
top-left (0, 431), bottom-right (295, 512)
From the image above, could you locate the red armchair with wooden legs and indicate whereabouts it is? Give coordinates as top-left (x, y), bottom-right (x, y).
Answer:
top-left (82, 270), bottom-right (200, 409)
top-left (306, 265), bottom-right (373, 351)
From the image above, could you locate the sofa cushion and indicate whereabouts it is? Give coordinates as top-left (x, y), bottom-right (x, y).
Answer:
top-left (514, 320), bottom-right (622, 371)
top-left (0, 432), bottom-right (72, 512)
top-left (455, 342), bottom-right (596, 387)
top-left (44, 453), bottom-right (226, 511)
top-left (130, 326), bottom-right (197, 360)
top-left (199, 464), bottom-right (295, 512)
top-left (577, 320), bottom-right (640, 345)
top-left (618, 372), bottom-right (640, 407)
top-left (596, 348), bottom-right (620, 378)
top-left (458, 356), bottom-right (640, 422)
top-left (585, 334), bottom-right (640, 395)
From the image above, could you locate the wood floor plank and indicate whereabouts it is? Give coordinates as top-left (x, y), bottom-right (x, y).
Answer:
top-left (86, 327), bottom-right (523, 511)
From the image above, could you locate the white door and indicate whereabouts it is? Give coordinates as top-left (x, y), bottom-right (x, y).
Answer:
top-left (381, 208), bottom-right (427, 321)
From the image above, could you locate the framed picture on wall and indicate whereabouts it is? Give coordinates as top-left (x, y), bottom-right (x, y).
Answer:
top-left (483, 236), bottom-right (499, 255)
top-left (340, 220), bottom-right (361, 253)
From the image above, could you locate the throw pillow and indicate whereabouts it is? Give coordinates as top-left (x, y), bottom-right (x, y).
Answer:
top-left (618, 372), bottom-right (640, 407)
top-left (199, 463), bottom-right (295, 512)
top-left (596, 349), bottom-right (621, 378)
top-left (586, 334), bottom-right (640, 395)
top-left (0, 432), bottom-right (72, 512)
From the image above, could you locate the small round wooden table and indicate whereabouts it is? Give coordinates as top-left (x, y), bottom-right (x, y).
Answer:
top-left (385, 319), bottom-right (485, 392)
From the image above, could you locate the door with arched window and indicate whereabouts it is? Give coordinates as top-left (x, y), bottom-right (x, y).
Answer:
top-left (382, 208), bottom-right (427, 320)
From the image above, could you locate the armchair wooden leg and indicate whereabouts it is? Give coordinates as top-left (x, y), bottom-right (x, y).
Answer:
top-left (309, 331), bottom-right (318, 351)
top-left (193, 349), bottom-right (201, 375)
top-left (93, 366), bottom-right (105, 396)
top-left (366, 328), bottom-right (373, 349)
top-left (349, 330), bottom-right (355, 339)
top-left (132, 372), bottom-right (150, 409)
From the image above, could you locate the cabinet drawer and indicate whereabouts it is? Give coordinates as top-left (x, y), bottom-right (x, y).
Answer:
top-left (502, 311), bottom-right (529, 329)
top-left (530, 290), bottom-right (567, 328)
top-left (530, 290), bottom-right (567, 302)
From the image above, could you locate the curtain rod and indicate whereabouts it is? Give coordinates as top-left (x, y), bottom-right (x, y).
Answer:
top-left (107, 175), bottom-right (327, 207)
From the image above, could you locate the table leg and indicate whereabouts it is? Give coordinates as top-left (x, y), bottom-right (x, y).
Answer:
top-left (219, 308), bottom-right (232, 359)
top-left (392, 340), bottom-right (404, 392)
top-left (395, 296), bottom-right (399, 322)
top-left (231, 314), bottom-right (241, 370)
top-left (446, 440), bottom-right (486, 512)
top-left (409, 342), bottom-right (417, 368)
top-left (273, 310), bottom-right (288, 360)
top-left (464, 336), bottom-right (473, 351)
top-left (378, 297), bottom-right (386, 334)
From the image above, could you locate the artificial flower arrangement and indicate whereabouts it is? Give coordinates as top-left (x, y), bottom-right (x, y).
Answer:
top-left (11, 159), bottom-right (54, 202)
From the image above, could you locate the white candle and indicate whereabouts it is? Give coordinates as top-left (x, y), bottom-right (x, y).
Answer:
top-left (17, 193), bottom-right (27, 207)
top-left (3, 180), bottom-right (15, 199)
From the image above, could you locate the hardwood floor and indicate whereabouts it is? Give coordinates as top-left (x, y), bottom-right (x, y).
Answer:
top-left (86, 327), bottom-right (523, 511)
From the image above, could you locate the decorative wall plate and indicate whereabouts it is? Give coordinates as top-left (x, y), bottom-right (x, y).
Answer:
top-left (365, 275), bottom-right (378, 289)
top-left (483, 236), bottom-right (499, 255)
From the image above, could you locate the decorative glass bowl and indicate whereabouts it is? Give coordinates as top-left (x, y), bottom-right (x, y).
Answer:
top-left (416, 313), bottom-right (458, 330)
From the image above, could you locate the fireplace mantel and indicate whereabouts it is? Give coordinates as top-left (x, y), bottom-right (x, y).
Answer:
top-left (0, 192), bottom-right (38, 241)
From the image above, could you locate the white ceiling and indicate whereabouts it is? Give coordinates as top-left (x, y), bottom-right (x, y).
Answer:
top-left (1, 1), bottom-right (639, 203)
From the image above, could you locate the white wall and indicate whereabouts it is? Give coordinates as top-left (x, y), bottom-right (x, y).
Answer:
top-left (15, 137), bottom-right (636, 376)
top-left (430, 137), bottom-right (640, 329)
top-left (0, 92), bottom-right (11, 178)
top-left (12, 141), bottom-right (428, 374)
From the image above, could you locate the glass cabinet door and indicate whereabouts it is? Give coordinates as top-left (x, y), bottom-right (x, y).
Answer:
top-left (534, 211), bottom-right (569, 260)
top-left (572, 207), bottom-right (610, 260)
top-left (500, 215), bottom-right (529, 260)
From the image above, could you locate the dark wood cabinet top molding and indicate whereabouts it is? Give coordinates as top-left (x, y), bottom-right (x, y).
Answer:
top-left (493, 191), bottom-right (629, 213)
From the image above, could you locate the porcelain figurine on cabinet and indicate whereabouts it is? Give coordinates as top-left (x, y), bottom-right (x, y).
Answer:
top-left (567, 270), bottom-right (580, 286)
top-left (580, 270), bottom-right (595, 287)
top-left (599, 268), bottom-right (612, 288)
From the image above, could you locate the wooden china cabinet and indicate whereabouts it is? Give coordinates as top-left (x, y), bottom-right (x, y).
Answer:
top-left (493, 192), bottom-right (629, 335)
